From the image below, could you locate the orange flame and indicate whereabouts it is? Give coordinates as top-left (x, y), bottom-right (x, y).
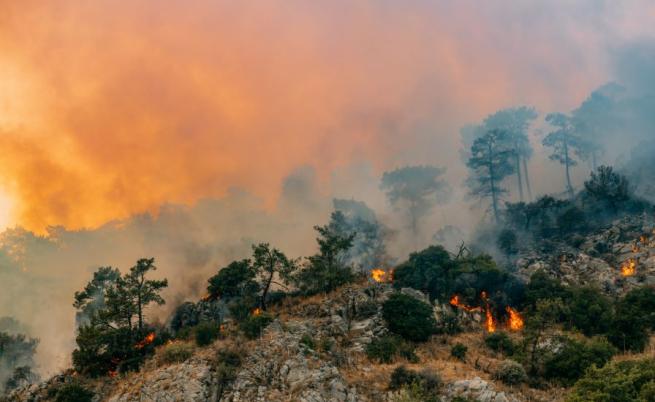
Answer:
top-left (485, 307), bottom-right (496, 333)
top-left (640, 235), bottom-right (648, 244)
top-left (108, 370), bottom-right (118, 378)
top-left (252, 307), bottom-right (262, 316)
top-left (506, 306), bottom-right (524, 331)
top-left (620, 258), bottom-right (637, 277)
top-left (371, 268), bottom-right (387, 283)
top-left (135, 332), bottom-right (156, 349)
top-left (449, 294), bottom-right (482, 312)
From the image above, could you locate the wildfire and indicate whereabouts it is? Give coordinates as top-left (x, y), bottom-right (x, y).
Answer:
top-left (632, 243), bottom-right (640, 253)
top-left (252, 307), bottom-right (262, 316)
top-left (135, 332), bottom-right (156, 349)
top-left (108, 370), bottom-right (118, 378)
top-left (620, 258), bottom-right (637, 277)
top-left (485, 308), bottom-right (496, 333)
top-left (371, 268), bottom-right (389, 283)
top-left (449, 294), bottom-right (482, 312)
top-left (506, 306), bottom-right (524, 331)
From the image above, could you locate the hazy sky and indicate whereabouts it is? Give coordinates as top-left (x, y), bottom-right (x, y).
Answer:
top-left (0, 0), bottom-right (653, 231)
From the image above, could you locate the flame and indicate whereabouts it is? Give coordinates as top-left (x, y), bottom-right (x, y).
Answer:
top-left (201, 293), bottom-right (212, 302)
top-left (371, 268), bottom-right (388, 283)
top-left (506, 306), bottom-right (524, 331)
top-left (620, 258), bottom-right (637, 277)
top-left (135, 332), bottom-right (156, 349)
top-left (485, 307), bottom-right (496, 333)
top-left (449, 294), bottom-right (482, 312)
top-left (640, 235), bottom-right (648, 244)
top-left (108, 370), bottom-right (118, 378)
top-left (252, 307), bottom-right (262, 316)
top-left (632, 243), bottom-right (640, 253)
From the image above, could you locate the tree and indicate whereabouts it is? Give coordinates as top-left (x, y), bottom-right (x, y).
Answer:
top-left (380, 165), bottom-right (450, 238)
top-left (330, 199), bottom-right (393, 271)
top-left (73, 266), bottom-right (120, 326)
top-left (0, 331), bottom-right (38, 392)
top-left (568, 358), bottom-right (655, 402)
top-left (392, 245), bottom-right (453, 301)
top-left (497, 229), bottom-right (518, 261)
top-left (484, 107), bottom-right (538, 201)
top-left (583, 165), bottom-right (630, 213)
top-left (543, 113), bottom-right (585, 198)
top-left (123, 258), bottom-right (168, 331)
top-left (382, 293), bottom-right (436, 342)
top-left (466, 129), bottom-right (515, 222)
top-left (293, 223), bottom-right (355, 294)
top-left (251, 243), bottom-right (296, 311)
top-left (207, 260), bottom-right (258, 300)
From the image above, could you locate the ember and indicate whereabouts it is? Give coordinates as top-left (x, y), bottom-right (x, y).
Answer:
top-left (252, 307), bottom-right (262, 316)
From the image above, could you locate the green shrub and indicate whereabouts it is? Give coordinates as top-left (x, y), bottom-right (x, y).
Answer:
top-left (194, 321), bottom-right (221, 346)
top-left (382, 294), bottom-right (436, 342)
top-left (356, 300), bottom-right (379, 319)
top-left (450, 343), bottom-right (467, 360)
top-left (389, 365), bottom-right (442, 400)
top-left (494, 360), bottom-right (527, 385)
top-left (214, 348), bottom-right (243, 400)
top-left (300, 334), bottom-right (316, 350)
top-left (566, 286), bottom-right (613, 336)
top-left (240, 314), bottom-right (273, 339)
top-left (544, 336), bottom-right (616, 386)
top-left (484, 332), bottom-right (515, 356)
top-left (319, 337), bottom-right (334, 353)
top-left (366, 335), bottom-right (417, 364)
top-left (54, 383), bottom-right (94, 402)
top-left (159, 342), bottom-right (194, 364)
top-left (437, 311), bottom-right (462, 335)
top-left (568, 359), bottom-right (655, 402)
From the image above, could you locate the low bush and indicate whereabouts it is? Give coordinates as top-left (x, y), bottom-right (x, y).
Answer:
top-left (355, 300), bottom-right (379, 319)
top-left (568, 358), bottom-right (655, 402)
top-left (494, 360), bottom-right (527, 385)
top-left (366, 335), bottom-right (417, 364)
top-left (450, 343), bottom-right (467, 360)
top-left (239, 313), bottom-right (273, 339)
top-left (159, 342), bottom-right (194, 364)
top-left (53, 383), bottom-right (94, 402)
top-left (194, 321), bottom-right (221, 346)
top-left (214, 348), bottom-right (243, 400)
top-left (389, 366), bottom-right (442, 401)
top-left (484, 332), bottom-right (515, 356)
top-left (300, 334), bottom-right (316, 350)
top-left (543, 336), bottom-right (616, 386)
top-left (382, 293), bottom-right (436, 342)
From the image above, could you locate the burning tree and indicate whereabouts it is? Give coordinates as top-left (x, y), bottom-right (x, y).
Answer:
top-left (72, 258), bottom-right (168, 376)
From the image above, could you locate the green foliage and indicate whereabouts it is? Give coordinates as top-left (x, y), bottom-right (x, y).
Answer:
top-left (543, 336), bottom-right (616, 386)
top-left (194, 321), bottom-right (221, 347)
top-left (239, 313), bottom-right (273, 339)
top-left (494, 360), bottom-right (527, 385)
top-left (214, 348), bottom-right (243, 400)
top-left (566, 286), bottom-right (613, 336)
top-left (53, 383), bottom-right (94, 402)
top-left (437, 311), bottom-right (462, 335)
top-left (299, 334), bottom-right (315, 350)
top-left (73, 266), bottom-right (120, 325)
top-left (251, 243), bottom-right (296, 310)
top-left (4, 366), bottom-right (38, 392)
top-left (392, 245), bottom-right (452, 301)
top-left (389, 366), bottom-right (442, 401)
top-left (160, 342), bottom-right (194, 364)
top-left (366, 335), bottom-right (417, 364)
top-left (355, 300), bottom-right (379, 320)
top-left (450, 343), bottom-right (467, 360)
top-left (71, 259), bottom-right (168, 376)
top-left (207, 259), bottom-right (258, 300)
top-left (382, 294), bottom-right (436, 342)
top-left (484, 332), bottom-right (515, 356)
top-left (567, 359), bottom-right (655, 402)
top-left (0, 331), bottom-right (38, 391)
top-left (583, 165), bottom-right (630, 212)
top-left (497, 229), bottom-right (518, 258)
top-left (524, 270), bottom-right (571, 310)
top-left (292, 223), bottom-right (355, 295)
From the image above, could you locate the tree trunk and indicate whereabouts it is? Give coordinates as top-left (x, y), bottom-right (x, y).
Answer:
top-left (564, 141), bottom-right (574, 199)
top-left (522, 157), bottom-right (532, 201)
top-left (261, 269), bottom-right (274, 311)
top-left (488, 142), bottom-right (500, 223)
top-left (515, 147), bottom-right (524, 202)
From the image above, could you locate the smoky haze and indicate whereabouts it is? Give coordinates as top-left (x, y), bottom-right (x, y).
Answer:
top-left (0, 0), bottom-right (654, 377)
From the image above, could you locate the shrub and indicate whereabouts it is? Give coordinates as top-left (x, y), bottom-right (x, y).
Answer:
top-left (355, 300), bottom-right (379, 319)
top-left (300, 334), bottom-right (316, 350)
top-left (382, 294), bottom-right (436, 342)
top-left (484, 332), bottom-right (515, 356)
top-left (367, 335), bottom-right (399, 364)
top-left (54, 384), bottom-right (94, 402)
top-left (214, 348), bottom-right (243, 400)
top-left (389, 365), bottom-right (442, 401)
top-left (568, 359), bottom-right (655, 402)
top-left (194, 321), bottom-right (221, 347)
top-left (159, 342), bottom-right (194, 364)
top-left (450, 343), bottom-right (467, 360)
top-left (240, 314), bottom-right (273, 339)
top-left (566, 286), bottom-right (613, 336)
top-left (437, 311), bottom-right (462, 335)
top-left (543, 336), bottom-right (616, 386)
top-left (494, 360), bottom-right (527, 385)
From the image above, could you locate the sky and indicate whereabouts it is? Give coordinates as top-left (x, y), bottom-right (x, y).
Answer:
top-left (0, 0), bottom-right (654, 375)
top-left (0, 0), bottom-right (652, 232)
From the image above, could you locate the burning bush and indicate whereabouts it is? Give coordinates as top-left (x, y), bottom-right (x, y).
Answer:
top-left (382, 293), bottom-right (436, 342)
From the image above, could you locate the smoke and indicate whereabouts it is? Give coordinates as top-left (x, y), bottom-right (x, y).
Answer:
top-left (0, 0), bottom-right (654, 378)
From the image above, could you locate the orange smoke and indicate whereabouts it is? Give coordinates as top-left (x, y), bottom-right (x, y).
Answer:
top-left (0, 1), bottom-right (609, 231)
